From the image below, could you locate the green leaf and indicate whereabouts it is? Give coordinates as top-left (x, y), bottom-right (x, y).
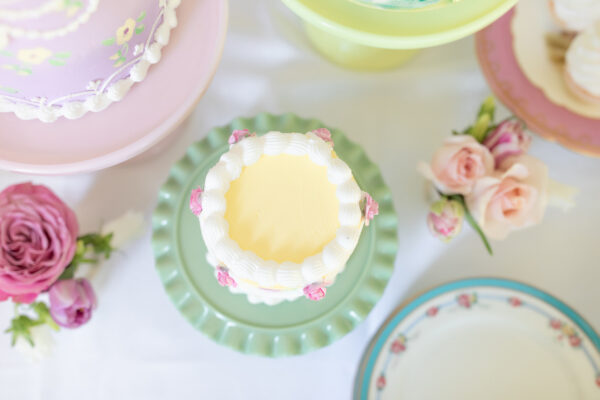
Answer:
top-left (102, 37), bottom-right (116, 46)
top-left (468, 114), bottom-right (491, 143)
top-left (0, 86), bottom-right (18, 94)
top-left (137, 10), bottom-right (146, 22)
top-left (48, 59), bottom-right (66, 67)
top-left (54, 52), bottom-right (71, 59)
top-left (5, 315), bottom-right (43, 347)
top-left (32, 302), bottom-right (60, 331)
top-left (58, 263), bottom-right (77, 280)
top-left (0, 50), bottom-right (13, 57)
top-left (477, 96), bottom-right (496, 121)
top-left (135, 24), bottom-right (145, 35)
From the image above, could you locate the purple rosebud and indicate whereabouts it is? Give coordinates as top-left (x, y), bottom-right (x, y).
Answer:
top-left (49, 278), bottom-right (97, 329)
top-left (484, 120), bottom-right (531, 169)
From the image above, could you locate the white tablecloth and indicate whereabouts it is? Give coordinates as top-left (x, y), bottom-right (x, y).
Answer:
top-left (1, 1), bottom-right (600, 399)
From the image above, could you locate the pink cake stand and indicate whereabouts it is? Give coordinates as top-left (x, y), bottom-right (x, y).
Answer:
top-left (0, 0), bottom-right (228, 175)
top-left (476, 9), bottom-right (600, 157)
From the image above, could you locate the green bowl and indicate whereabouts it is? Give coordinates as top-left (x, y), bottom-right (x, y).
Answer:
top-left (283, 0), bottom-right (517, 70)
top-left (152, 113), bottom-right (398, 357)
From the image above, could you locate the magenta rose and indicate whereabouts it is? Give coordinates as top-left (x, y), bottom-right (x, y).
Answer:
top-left (49, 278), bottom-right (96, 328)
top-left (0, 183), bottom-right (78, 302)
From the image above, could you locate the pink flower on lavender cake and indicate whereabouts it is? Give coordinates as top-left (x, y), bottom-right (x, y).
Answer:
top-left (216, 266), bottom-right (237, 288)
top-left (418, 135), bottom-right (494, 195)
top-left (228, 129), bottom-right (254, 145)
top-left (427, 198), bottom-right (464, 242)
top-left (483, 120), bottom-right (531, 169)
top-left (303, 282), bottom-right (326, 301)
top-left (0, 183), bottom-right (78, 303)
top-left (312, 128), bottom-right (333, 145)
top-left (189, 187), bottom-right (203, 216)
top-left (49, 278), bottom-right (96, 329)
top-left (363, 192), bottom-right (379, 226)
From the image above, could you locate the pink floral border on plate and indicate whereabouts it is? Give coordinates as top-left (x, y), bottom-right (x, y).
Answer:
top-left (475, 9), bottom-right (600, 158)
top-left (374, 292), bottom-right (600, 399)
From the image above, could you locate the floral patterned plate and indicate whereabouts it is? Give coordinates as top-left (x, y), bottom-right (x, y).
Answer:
top-left (354, 278), bottom-right (600, 399)
top-left (152, 113), bottom-right (398, 357)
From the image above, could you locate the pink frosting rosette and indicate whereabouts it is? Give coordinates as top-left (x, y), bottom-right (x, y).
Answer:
top-left (0, 183), bottom-right (79, 303)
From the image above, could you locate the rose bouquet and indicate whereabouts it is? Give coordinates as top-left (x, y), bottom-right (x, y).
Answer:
top-left (419, 97), bottom-right (575, 254)
top-left (0, 183), bottom-right (117, 350)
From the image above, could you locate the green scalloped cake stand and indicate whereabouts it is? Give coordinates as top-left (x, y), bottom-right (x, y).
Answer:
top-left (152, 113), bottom-right (398, 357)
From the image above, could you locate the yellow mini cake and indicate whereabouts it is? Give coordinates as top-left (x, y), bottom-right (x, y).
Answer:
top-left (189, 129), bottom-right (378, 305)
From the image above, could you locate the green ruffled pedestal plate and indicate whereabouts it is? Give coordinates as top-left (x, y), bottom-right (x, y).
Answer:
top-left (152, 113), bottom-right (398, 357)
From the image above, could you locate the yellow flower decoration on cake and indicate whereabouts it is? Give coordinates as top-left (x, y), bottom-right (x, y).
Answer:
top-left (17, 48), bottom-right (53, 65)
top-left (116, 18), bottom-right (136, 45)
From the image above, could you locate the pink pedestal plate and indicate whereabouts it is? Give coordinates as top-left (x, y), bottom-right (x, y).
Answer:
top-left (476, 9), bottom-right (600, 157)
top-left (0, 0), bottom-right (228, 175)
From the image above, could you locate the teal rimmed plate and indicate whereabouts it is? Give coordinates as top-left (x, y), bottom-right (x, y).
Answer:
top-left (152, 113), bottom-right (398, 357)
top-left (354, 278), bottom-right (600, 399)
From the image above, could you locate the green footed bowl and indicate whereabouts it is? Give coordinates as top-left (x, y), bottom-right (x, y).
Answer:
top-left (152, 113), bottom-right (398, 357)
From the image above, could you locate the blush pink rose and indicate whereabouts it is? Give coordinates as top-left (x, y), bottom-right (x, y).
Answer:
top-left (0, 183), bottom-right (78, 302)
top-left (419, 136), bottom-right (494, 195)
top-left (465, 156), bottom-right (548, 240)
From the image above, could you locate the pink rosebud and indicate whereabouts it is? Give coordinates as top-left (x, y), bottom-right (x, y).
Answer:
top-left (303, 283), bottom-right (326, 301)
top-left (376, 375), bottom-right (386, 390)
top-left (228, 129), bottom-right (254, 145)
top-left (390, 338), bottom-right (406, 353)
top-left (427, 198), bottom-right (464, 242)
top-left (312, 128), bottom-right (333, 145)
top-left (189, 187), bottom-right (203, 216)
top-left (427, 307), bottom-right (439, 317)
top-left (483, 119), bottom-right (531, 169)
top-left (216, 266), bottom-right (237, 288)
top-left (550, 319), bottom-right (562, 330)
top-left (595, 376), bottom-right (600, 388)
top-left (508, 297), bottom-right (522, 307)
top-left (49, 278), bottom-right (96, 329)
top-left (569, 335), bottom-right (582, 347)
top-left (362, 192), bottom-right (379, 226)
top-left (0, 183), bottom-right (79, 302)
top-left (457, 294), bottom-right (472, 308)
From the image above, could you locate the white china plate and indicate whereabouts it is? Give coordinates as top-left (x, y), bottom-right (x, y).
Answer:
top-left (512, 0), bottom-right (600, 119)
top-left (354, 279), bottom-right (600, 400)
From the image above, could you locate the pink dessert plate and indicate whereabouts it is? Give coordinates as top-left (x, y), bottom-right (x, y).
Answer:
top-left (476, 9), bottom-right (600, 158)
top-left (0, 0), bottom-right (228, 175)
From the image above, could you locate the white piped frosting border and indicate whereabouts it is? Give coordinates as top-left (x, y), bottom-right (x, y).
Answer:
top-left (199, 131), bottom-right (365, 305)
top-left (0, 0), bottom-right (180, 122)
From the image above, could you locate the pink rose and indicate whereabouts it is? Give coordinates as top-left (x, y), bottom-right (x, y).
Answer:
top-left (363, 192), bottom-right (379, 226)
top-left (419, 136), bottom-right (494, 195)
top-left (189, 187), bottom-right (203, 216)
top-left (427, 198), bottom-right (464, 242)
top-left (49, 278), bottom-right (96, 329)
top-left (465, 155), bottom-right (548, 240)
top-left (311, 128), bottom-right (333, 145)
top-left (0, 183), bottom-right (78, 302)
top-left (303, 283), bottom-right (326, 301)
top-left (216, 266), bottom-right (237, 288)
top-left (484, 120), bottom-right (531, 168)
top-left (228, 129), bottom-right (254, 145)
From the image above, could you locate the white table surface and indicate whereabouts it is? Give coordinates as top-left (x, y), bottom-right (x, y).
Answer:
top-left (1, 1), bottom-right (600, 399)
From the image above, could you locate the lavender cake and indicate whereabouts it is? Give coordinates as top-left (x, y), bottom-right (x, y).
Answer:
top-left (0, 0), bottom-right (180, 122)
